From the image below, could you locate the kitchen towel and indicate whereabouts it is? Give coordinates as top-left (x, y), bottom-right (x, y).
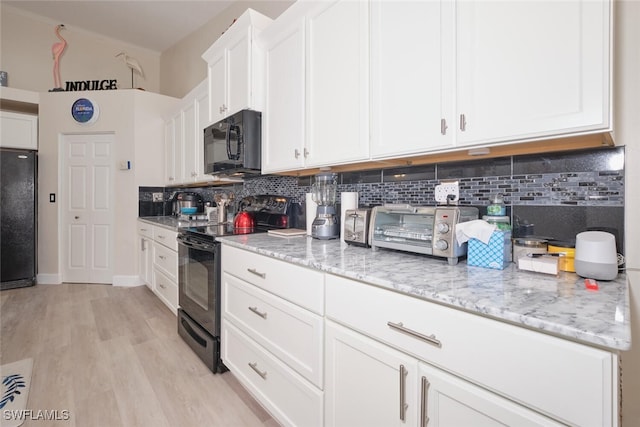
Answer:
top-left (305, 193), bottom-right (318, 236)
top-left (455, 219), bottom-right (496, 246)
top-left (340, 192), bottom-right (359, 243)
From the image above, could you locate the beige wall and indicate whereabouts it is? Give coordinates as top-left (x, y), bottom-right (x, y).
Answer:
top-left (0, 5), bottom-right (161, 93)
top-left (37, 90), bottom-right (177, 284)
top-left (615, 1), bottom-right (640, 424)
top-left (160, 0), bottom-right (294, 98)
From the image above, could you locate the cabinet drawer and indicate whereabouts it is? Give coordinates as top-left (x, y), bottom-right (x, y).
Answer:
top-left (222, 245), bottom-right (324, 314)
top-left (325, 274), bottom-right (616, 427)
top-left (153, 226), bottom-right (179, 251)
top-left (223, 272), bottom-right (323, 388)
top-left (222, 321), bottom-right (323, 427)
top-left (152, 242), bottom-right (178, 282)
top-left (153, 268), bottom-right (178, 314)
top-left (137, 221), bottom-right (153, 239)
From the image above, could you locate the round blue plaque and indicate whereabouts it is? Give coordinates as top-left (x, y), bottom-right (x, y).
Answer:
top-left (71, 98), bottom-right (99, 124)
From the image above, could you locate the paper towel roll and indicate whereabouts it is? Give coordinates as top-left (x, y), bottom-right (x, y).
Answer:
top-left (306, 193), bottom-right (318, 236)
top-left (340, 192), bottom-right (359, 242)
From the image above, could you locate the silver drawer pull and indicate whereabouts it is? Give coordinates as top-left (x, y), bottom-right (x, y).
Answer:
top-left (158, 255), bottom-right (166, 260)
top-left (420, 376), bottom-right (431, 427)
top-left (157, 235), bottom-right (166, 239)
top-left (387, 321), bottom-right (442, 348)
top-left (158, 283), bottom-right (166, 290)
top-left (247, 268), bottom-right (266, 279)
top-left (248, 306), bottom-right (267, 319)
top-left (248, 362), bottom-right (267, 380)
top-left (140, 228), bottom-right (148, 232)
top-left (399, 364), bottom-right (408, 421)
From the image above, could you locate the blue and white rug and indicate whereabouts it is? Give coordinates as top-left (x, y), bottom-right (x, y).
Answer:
top-left (0, 358), bottom-right (33, 427)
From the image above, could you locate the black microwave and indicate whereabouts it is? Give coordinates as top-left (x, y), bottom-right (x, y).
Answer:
top-left (204, 109), bottom-right (261, 176)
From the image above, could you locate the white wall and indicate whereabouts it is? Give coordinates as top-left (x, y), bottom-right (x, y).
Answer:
top-left (0, 5), bottom-right (161, 93)
top-left (37, 90), bottom-right (177, 284)
top-left (160, 0), bottom-right (293, 98)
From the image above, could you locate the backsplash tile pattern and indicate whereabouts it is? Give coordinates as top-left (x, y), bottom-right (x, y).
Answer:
top-left (139, 146), bottom-right (625, 252)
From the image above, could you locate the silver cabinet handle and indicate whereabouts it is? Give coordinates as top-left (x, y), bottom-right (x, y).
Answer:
top-left (399, 364), bottom-right (408, 421)
top-left (420, 376), bottom-right (431, 427)
top-left (140, 228), bottom-right (148, 232)
top-left (158, 255), bottom-right (166, 260)
top-left (387, 321), bottom-right (442, 348)
top-left (247, 268), bottom-right (266, 279)
top-left (158, 283), bottom-right (166, 290)
top-left (157, 235), bottom-right (166, 239)
top-left (440, 118), bottom-right (447, 135)
top-left (248, 362), bottom-right (267, 380)
top-left (459, 113), bottom-right (467, 131)
top-left (294, 149), bottom-right (301, 159)
top-left (303, 148), bottom-right (309, 158)
top-left (248, 306), bottom-right (267, 319)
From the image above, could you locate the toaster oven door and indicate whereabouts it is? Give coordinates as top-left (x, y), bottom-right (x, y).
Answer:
top-left (370, 209), bottom-right (435, 255)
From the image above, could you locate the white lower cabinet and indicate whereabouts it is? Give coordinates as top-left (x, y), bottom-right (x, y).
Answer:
top-left (221, 244), bottom-right (324, 427)
top-left (137, 221), bottom-right (178, 314)
top-left (325, 320), bottom-right (561, 427)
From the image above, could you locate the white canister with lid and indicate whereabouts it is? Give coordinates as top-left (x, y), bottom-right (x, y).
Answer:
top-left (574, 231), bottom-right (618, 280)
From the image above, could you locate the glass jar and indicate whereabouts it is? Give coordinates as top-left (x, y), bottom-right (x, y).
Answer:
top-left (482, 215), bottom-right (511, 231)
top-left (487, 194), bottom-right (506, 216)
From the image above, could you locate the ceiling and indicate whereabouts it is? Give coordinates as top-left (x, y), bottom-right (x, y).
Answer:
top-left (4, 0), bottom-right (236, 53)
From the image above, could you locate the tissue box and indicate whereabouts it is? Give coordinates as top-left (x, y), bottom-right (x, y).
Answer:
top-left (467, 230), bottom-right (512, 270)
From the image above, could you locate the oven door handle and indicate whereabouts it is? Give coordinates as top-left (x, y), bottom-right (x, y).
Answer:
top-left (177, 235), bottom-right (216, 252)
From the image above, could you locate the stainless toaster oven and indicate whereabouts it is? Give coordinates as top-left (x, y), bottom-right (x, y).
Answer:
top-left (369, 204), bottom-right (479, 265)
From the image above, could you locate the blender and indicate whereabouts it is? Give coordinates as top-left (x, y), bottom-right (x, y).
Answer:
top-left (311, 172), bottom-right (339, 239)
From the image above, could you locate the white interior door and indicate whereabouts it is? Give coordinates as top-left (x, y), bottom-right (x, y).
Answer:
top-left (61, 133), bottom-right (114, 284)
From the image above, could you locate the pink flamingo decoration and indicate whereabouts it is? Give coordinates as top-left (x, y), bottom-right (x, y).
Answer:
top-left (51, 24), bottom-right (67, 90)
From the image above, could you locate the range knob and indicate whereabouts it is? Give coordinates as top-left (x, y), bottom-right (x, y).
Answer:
top-left (435, 239), bottom-right (449, 251)
top-left (436, 222), bottom-right (450, 234)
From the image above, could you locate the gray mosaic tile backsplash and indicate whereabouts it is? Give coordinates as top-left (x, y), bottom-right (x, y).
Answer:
top-left (139, 146), bottom-right (625, 252)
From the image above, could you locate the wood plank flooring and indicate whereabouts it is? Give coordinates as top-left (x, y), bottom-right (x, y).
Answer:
top-left (0, 283), bottom-right (280, 427)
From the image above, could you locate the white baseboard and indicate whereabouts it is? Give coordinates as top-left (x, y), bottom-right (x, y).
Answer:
top-left (112, 275), bottom-right (144, 287)
top-left (36, 274), bottom-right (62, 285)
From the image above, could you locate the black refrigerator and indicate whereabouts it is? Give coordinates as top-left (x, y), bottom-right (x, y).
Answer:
top-left (1, 148), bottom-right (37, 290)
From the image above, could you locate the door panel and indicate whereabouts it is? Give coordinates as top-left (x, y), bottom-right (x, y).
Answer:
top-left (62, 133), bottom-right (114, 284)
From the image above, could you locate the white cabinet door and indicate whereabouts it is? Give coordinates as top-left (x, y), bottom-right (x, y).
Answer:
top-left (325, 320), bottom-right (418, 427)
top-left (208, 50), bottom-right (227, 123)
top-left (419, 362), bottom-right (562, 427)
top-left (306, 0), bottom-right (369, 167)
top-left (370, 0), bottom-right (454, 158)
top-left (261, 14), bottom-right (307, 173)
top-left (164, 119), bottom-right (176, 184)
top-left (226, 28), bottom-right (252, 117)
top-left (182, 100), bottom-right (198, 183)
top-left (196, 89), bottom-right (211, 182)
top-left (0, 111), bottom-right (38, 149)
top-left (456, 0), bottom-right (610, 146)
top-left (138, 236), bottom-right (152, 288)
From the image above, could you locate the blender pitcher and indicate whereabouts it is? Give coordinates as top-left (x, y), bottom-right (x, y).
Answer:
top-left (311, 172), bottom-right (339, 239)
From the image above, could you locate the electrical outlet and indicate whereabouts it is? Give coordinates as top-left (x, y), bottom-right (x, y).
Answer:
top-left (152, 192), bottom-right (163, 202)
top-left (435, 181), bottom-right (459, 204)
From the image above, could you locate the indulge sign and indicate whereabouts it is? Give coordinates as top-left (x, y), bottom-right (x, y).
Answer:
top-left (64, 79), bottom-right (118, 91)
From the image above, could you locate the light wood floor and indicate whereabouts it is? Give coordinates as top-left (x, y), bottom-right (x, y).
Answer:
top-left (0, 283), bottom-right (280, 427)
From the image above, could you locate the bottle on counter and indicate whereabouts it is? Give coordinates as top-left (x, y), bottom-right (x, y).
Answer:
top-left (486, 193), bottom-right (506, 216)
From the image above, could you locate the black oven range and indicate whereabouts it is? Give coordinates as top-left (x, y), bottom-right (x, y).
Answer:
top-left (176, 195), bottom-right (303, 372)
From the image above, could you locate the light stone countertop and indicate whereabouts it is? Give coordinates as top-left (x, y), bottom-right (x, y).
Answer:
top-left (138, 216), bottom-right (212, 230)
top-left (216, 233), bottom-right (631, 352)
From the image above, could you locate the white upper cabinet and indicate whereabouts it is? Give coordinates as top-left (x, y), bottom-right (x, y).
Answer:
top-left (305, 0), bottom-right (370, 167)
top-left (202, 9), bottom-right (273, 123)
top-left (260, 0), bottom-right (370, 173)
top-left (370, 0), bottom-right (455, 159)
top-left (455, 0), bottom-right (611, 146)
top-left (0, 111), bottom-right (38, 150)
top-left (260, 4), bottom-right (307, 173)
top-left (164, 80), bottom-right (210, 185)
